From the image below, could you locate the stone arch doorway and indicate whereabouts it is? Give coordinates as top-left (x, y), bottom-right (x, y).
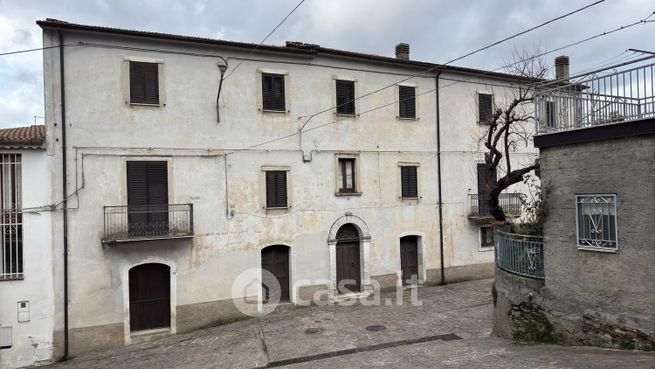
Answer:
top-left (129, 263), bottom-right (171, 331)
top-left (336, 224), bottom-right (361, 293)
top-left (328, 214), bottom-right (372, 295)
top-left (261, 245), bottom-right (290, 302)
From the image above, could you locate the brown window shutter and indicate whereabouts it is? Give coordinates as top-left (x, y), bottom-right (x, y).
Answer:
top-left (401, 166), bottom-right (418, 198)
top-left (266, 171), bottom-right (287, 208)
top-left (399, 86), bottom-right (416, 119)
top-left (262, 74), bottom-right (286, 111)
top-left (127, 161), bottom-right (168, 206)
top-left (336, 80), bottom-right (355, 115)
top-left (130, 61), bottom-right (159, 105)
top-left (478, 93), bottom-right (492, 123)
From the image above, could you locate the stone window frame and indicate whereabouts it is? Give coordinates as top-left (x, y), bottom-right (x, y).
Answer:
top-left (256, 68), bottom-right (291, 114)
top-left (122, 56), bottom-right (166, 107)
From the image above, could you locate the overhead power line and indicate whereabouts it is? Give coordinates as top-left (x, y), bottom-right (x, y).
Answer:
top-left (224, 0), bottom-right (307, 79)
top-left (297, 0), bottom-right (607, 131)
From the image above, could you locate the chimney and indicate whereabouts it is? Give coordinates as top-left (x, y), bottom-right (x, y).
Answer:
top-left (555, 55), bottom-right (570, 80)
top-left (395, 43), bottom-right (410, 60)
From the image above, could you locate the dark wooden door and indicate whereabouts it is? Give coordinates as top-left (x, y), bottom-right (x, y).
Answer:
top-left (127, 161), bottom-right (169, 236)
top-left (336, 241), bottom-right (361, 293)
top-left (400, 236), bottom-right (419, 285)
top-left (129, 263), bottom-right (170, 331)
top-left (261, 245), bottom-right (290, 302)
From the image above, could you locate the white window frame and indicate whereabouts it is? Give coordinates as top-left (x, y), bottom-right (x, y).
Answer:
top-left (479, 225), bottom-right (495, 251)
top-left (575, 194), bottom-right (619, 252)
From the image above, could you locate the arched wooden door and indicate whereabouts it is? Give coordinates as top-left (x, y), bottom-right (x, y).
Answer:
top-left (336, 224), bottom-right (361, 293)
top-left (400, 236), bottom-right (419, 285)
top-left (261, 245), bottom-right (290, 302)
top-left (129, 263), bottom-right (171, 331)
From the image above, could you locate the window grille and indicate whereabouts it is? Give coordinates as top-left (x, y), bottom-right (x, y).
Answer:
top-left (576, 194), bottom-right (618, 251)
top-left (0, 154), bottom-right (22, 280)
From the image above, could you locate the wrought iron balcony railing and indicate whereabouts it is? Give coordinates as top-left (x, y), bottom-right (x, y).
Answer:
top-left (495, 231), bottom-right (544, 280)
top-left (535, 62), bottom-right (655, 134)
top-left (103, 203), bottom-right (193, 243)
top-left (469, 193), bottom-right (522, 218)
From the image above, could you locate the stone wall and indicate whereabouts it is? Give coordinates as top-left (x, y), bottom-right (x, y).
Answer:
top-left (538, 133), bottom-right (655, 349)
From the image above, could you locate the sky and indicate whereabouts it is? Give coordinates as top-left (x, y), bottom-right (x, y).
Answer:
top-left (0, 0), bottom-right (653, 128)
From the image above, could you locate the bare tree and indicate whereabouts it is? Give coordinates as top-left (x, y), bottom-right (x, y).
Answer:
top-left (482, 49), bottom-right (547, 222)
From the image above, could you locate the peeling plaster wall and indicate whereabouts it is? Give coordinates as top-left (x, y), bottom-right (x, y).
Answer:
top-left (0, 150), bottom-right (55, 369)
top-left (39, 29), bottom-right (537, 357)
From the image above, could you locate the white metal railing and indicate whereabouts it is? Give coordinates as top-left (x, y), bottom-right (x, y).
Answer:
top-left (0, 154), bottom-right (22, 280)
top-left (535, 62), bottom-right (655, 134)
top-left (495, 231), bottom-right (544, 280)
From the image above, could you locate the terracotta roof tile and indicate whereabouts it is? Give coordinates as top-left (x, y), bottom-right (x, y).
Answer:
top-left (0, 125), bottom-right (46, 149)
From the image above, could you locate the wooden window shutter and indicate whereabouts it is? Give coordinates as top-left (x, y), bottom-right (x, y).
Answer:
top-left (478, 93), bottom-right (492, 123)
top-left (130, 61), bottom-right (159, 105)
top-left (401, 166), bottom-right (418, 198)
top-left (127, 161), bottom-right (168, 206)
top-left (266, 171), bottom-right (287, 208)
top-left (336, 80), bottom-right (355, 115)
top-left (398, 86), bottom-right (416, 119)
top-left (262, 74), bottom-right (286, 111)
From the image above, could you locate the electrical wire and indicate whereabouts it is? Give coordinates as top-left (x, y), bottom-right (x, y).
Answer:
top-left (224, 0), bottom-right (307, 79)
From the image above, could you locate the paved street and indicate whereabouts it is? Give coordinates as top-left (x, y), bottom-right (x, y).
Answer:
top-left (45, 279), bottom-right (655, 369)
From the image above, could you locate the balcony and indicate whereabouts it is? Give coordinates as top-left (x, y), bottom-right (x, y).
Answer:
top-left (103, 204), bottom-right (193, 244)
top-left (535, 61), bottom-right (655, 135)
top-left (469, 193), bottom-right (522, 222)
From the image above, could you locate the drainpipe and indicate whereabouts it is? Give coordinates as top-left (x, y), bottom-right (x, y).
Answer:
top-left (58, 30), bottom-right (70, 360)
top-left (435, 71), bottom-right (445, 285)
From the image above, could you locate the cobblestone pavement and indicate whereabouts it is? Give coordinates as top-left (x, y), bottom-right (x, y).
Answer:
top-left (43, 279), bottom-right (655, 369)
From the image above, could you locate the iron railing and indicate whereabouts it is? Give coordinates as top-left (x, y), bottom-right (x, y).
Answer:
top-left (103, 203), bottom-right (193, 243)
top-left (535, 62), bottom-right (655, 134)
top-left (495, 231), bottom-right (544, 279)
top-left (1, 210), bottom-right (23, 280)
top-left (469, 193), bottom-right (522, 217)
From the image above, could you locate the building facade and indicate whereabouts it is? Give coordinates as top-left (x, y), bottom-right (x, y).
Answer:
top-left (0, 19), bottom-right (539, 365)
top-left (0, 126), bottom-right (55, 369)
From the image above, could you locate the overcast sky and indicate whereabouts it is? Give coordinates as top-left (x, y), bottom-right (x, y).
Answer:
top-left (0, 0), bottom-right (652, 128)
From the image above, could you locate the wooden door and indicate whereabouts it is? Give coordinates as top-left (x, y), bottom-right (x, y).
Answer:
top-left (261, 245), bottom-right (290, 302)
top-left (129, 263), bottom-right (171, 331)
top-left (336, 241), bottom-right (361, 293)
top-left (400, 236), bottom-right (419, 285)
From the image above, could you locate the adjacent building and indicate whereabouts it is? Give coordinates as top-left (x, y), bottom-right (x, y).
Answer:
top-left (3, 19), bottom-right (537, 367)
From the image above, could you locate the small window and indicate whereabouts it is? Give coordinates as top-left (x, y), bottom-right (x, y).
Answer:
top-left (266, 171), bottom-right (288, 208)
top-left (129, 61), bottom-right (159, 105)
top-left (478, 93), bottom-right (493, 124)
top-left (262, 73), bottom-right (286, 111)
top-left (545, 100), bottom-right (557, 129)
top-left (480, 226), bottom-right (495, 249)
top-left (400, 165), bottom-right (418, 198)
top-left (576, 194), bottom-right (618, 251)
top-left (336, 80), bottom-right (356, 115)
top-left (398, 86), bottom-right (416, 119)
top-left (337, 158), bottom-right (356, 193)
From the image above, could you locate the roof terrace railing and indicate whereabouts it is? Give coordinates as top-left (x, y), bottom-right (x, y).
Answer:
top-left (535, 62), bottom-right (655, 134)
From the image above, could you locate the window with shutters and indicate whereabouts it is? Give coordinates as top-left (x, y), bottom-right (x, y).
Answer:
top-left (126, 161), bottom-right (169, 237)
top-left (478, 93), bottom-right (493, 124)
top-left (337, 158), bottom-right (357, 194)
top-left (400, 165), bottom-right (419, 199)
top-left (480, 226), bottom-right (495, 249)
top-left (335, 80), bottom-right (356, 115)
top-left (398, 86), bottom-right (416, 119)
top-left (265, 171), bottom-right (288, 209)
top-left (262, 73), bottom-right (286, 112)
top-left (0, 154), bottom-right (22, 280)
top-left (129, 61), bottom-right (160, 105)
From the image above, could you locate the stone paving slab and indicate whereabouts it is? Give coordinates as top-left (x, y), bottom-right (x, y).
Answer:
top-left (41, 279), bottom-right (655, 369)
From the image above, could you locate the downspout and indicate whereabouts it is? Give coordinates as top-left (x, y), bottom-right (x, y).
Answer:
top-left (58, 30), bottom-right (70, 360)
top-left (435, 71), bottom-right (445, 285)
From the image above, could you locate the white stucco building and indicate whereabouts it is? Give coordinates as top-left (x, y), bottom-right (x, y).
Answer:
top-left (3, 19), bottom-right (538, 367)
top-left (0, 125), bottom-right (55, 369)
